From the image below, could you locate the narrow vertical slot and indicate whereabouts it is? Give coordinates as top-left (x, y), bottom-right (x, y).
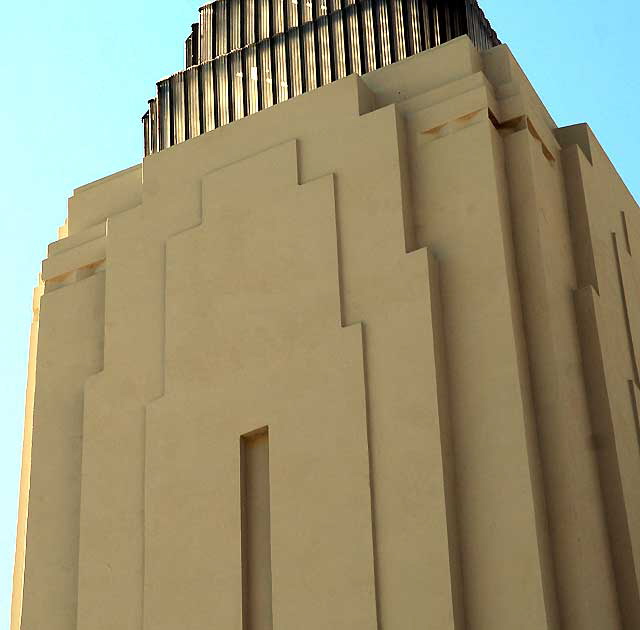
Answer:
top-left (241, 428), bottom-right (273, 630)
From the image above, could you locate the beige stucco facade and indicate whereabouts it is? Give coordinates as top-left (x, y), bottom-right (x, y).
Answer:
top-left (11, 36), bottom-right (640, 630)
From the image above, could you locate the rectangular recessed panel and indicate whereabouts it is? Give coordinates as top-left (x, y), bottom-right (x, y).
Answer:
top-left (241, 429), bottom-right (273, 630)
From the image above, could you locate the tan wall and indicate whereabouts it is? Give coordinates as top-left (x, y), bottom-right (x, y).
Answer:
top-left (12, 36), bottom-right (640, 630)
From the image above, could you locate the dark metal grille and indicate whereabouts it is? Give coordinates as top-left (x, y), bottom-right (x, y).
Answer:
top-left (143, 0), bottom-right (498, 156)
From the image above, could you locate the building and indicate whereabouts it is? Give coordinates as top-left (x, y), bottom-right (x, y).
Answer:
top-left (11, 1), bottom-right (640, 629)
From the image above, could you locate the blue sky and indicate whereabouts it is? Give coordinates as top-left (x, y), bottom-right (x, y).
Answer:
top-left (0, 0), bottom-right (638, 624)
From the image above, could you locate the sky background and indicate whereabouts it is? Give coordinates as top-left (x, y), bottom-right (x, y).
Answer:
top-left (0, 0), bottom-right (638, 624)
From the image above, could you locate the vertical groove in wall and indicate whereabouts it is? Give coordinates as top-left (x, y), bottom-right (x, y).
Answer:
top-left (241, 429), bottom-right (273, 630)
top-left (574, 286), bottom-right (640, 628)
top-left (426, 252), bottom-right (465, 629)
top-left (357, 325), bottom-right (383, 629)
top-left (629, 381), bottom-right (640, 460)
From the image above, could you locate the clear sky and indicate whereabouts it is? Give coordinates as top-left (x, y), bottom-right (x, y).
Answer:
top-left (0, 0), bottom-right (638, 624)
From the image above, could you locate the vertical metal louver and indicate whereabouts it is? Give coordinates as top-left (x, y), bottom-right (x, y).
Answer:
top-left (143, 0), bottom-right (499, 156)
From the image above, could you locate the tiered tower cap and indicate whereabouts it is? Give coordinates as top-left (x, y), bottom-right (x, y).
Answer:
top-left (143, 0), bottom-right (499, 156)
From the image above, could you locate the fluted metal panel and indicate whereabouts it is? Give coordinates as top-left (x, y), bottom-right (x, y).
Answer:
top-left (273, 0), bottom-right (286, 34)
top-left (330, 11), bottom-right (347, 78)
top-left (287, 30), bottom-right (304, 97)
top-left (229, 50), bottom-right (245, 120)
top-left (361, 0), bottom-right (377, 72)
top-left (437, 1), bottom-right (450, 41)
top-left (423, 2), bottom-right (434, 47)
top-left (405, 0), bottom-right (422, 55)
top-left (199, 4), bottom-right (214, 62)
top-left (434, 4), bottom-right (443, 46)
top-left (149, 99), bottom-right (158, 154)
top-left (344, 4), bottom-right (362, 75)
top-left (142, 111), bottom-right (150, 156)
top-left (466, 1), bottom-right (478, 47)
top-left (215, 57), bottom-right (231, 125)
top-left (452, 0), bottom-right (465, 37)
top-left (193, 0), bottom-right (497, 64)
top-left (186, 66), bottom-right (201, 138)
top-left (244, 45), bottom-right (260, 114)
top-left (257, 0), bottom-right (270, 41)
top-left (316, 0), bottom-right (329, 16)
top-left (158, 80), bottom-right (171, 150)
top-left (273, 34), bottom-right (288, 103)
top-left (317, 17), bottom-right (332, 85)
top-left (158, 79), bottom-right (171, 150)
top-left (388, 0), bottom-right (406, 60)
top-left (229, 0), bottom-right (242, 50)
top-left (192, 23), bottom-right (200, 65)
top-left (287, 0), bottom-right (300, 29)
top-left (186, 34), bottom-right (194, 68)
top-left (301, 0), bottom-right (313, 24)
top-left (258, 39), bottom-right (274, 108)
top-left (170, 73), bottom-right (186, 145)
top-left (376, 0), bottom-right (392, 66)
top-left (465, 1), bottom-right (476, 47)
top-left (201, 60), bottom-right (217, 132)
top-left (467, 0), bottom-right (498, 49)
top-left (244, 0), bottom-right (256, 46)
top-left (213, 1), bottom-right (228, 57)
top-left (186, 23), bottom-right (200, 68)
top-left (301, 21), bottom-right (318, 89)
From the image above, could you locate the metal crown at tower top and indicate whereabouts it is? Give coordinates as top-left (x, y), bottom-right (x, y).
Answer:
top-left (142, 0), bottom-right (499, 156)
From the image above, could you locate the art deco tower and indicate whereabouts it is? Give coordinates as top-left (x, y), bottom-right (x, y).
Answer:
top-left (11, 2), bottom-right (640, 630)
